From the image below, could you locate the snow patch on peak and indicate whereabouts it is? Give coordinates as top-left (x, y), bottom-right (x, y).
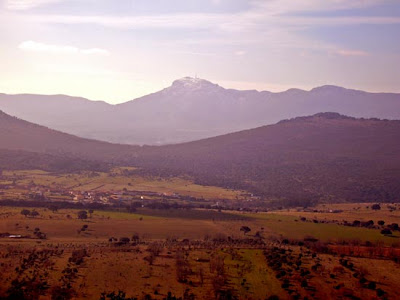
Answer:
top-left (174, 76), bottom-right (205, 84)
top-left (171, 77), bottom-right (219, 90)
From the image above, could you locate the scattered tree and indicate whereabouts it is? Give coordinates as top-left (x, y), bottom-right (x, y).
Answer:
top-left (132, 233), bottom-right (140, 242)
top-left (381, 228), bottom-right (392, 235)
top-left (77, 210), bottom-right (88, 220)
top-left (240, 226), bottom-right (251, 235)
top-left (21, 209), bottom-right (30, 217)
top-left (119, 237), bottom-right (130, 244)
top-left (48, 205), bottom-right (58, 213)
top-left (30, 210), bottom-right (40, 218)
top-left (371, 204), bottom-right (381, 210)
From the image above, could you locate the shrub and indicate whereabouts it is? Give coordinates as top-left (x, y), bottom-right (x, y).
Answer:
top-left (119, 237), bottom-right (130, 244)
top-left (371, 204), bottom-right (381, 210)
top-left (77, 210), bottom-right (88, 220)
top-left (20, 209), bottom-right (30, 217)
top-left (368, 281), bottom-right (376, 290)
top-left (381, 229), bottom-right (392, 235)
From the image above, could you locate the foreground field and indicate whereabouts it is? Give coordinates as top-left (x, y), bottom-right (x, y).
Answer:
top-left (278, 203), bottom-right (400, 225)
top-left (0, 206), bottom-right (399, 299)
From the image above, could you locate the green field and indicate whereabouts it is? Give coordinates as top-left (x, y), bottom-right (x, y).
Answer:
top-left (244, 212), bottom-right (400, 244)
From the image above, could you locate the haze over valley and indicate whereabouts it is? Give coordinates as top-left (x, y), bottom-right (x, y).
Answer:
top-left (1, 77), bottom-right (400, 145)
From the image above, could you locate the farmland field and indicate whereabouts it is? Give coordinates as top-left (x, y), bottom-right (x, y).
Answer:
top-left (0, 169), bottom-right (242, 201)
top-left (248, 211), bottom-right (400, 245)
top-left (1, 170), bottom-right (400, 299)
top-left (0, 203), bottom-right (399, 299)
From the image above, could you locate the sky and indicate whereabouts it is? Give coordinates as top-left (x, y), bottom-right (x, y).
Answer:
top-left (0, 0), bottom-right (399, 104)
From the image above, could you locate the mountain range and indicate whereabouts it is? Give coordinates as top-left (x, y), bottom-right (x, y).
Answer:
top-left (1, 77), bottom-right (400, 145)
top-left (1, 110), bottom-right (399, 205)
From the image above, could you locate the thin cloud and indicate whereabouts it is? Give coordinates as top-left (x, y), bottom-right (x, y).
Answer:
top-left (174, 51), bottom-right (217, 57)
top-left (5, 0), bottom-right (62, 10)
top-left (26, 13), bottom-right (225, 30)
top-left (235, 50), bottom-right (246, 56)
top-left (251, 0), bottom-right (389, 15)
top-left (5, 0), bottom-right (387, 12)
top-left (18, 41), bottom-right (110, 55)
top-left (15, 2), bottom-right (396, 61)
top-left (335, 49), bottom-right (369, 57)
top-left (20, 11), bottom-right (396, 59)
top-left (22, 8), bottom-right (400, 32)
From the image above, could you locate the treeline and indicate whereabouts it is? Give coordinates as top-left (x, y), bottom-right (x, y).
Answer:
top-left (0, 199), bottom-right (109, 210)
top-left (133, 156), bottom-right (400, 206)
top-left (0, 149), bottom-right (110, 172)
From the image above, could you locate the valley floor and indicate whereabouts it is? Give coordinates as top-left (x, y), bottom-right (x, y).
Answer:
top-left (0, 205), bottom-right (399, 299)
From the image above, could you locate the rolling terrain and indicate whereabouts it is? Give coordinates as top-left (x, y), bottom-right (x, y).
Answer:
top-left (132, 113), bottom-right (400, 204)
top-left (1, 77), bottom-right (400, 145)
top-left (1, 111), bottom-right (400, 298)
top-left (0, 110), bottom-right (135, 166)
top-left (1, 110), bottom-right (400, 204)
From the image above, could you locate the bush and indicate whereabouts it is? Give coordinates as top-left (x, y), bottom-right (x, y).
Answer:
top-left (30, 210), bottom-right (40, 218)
top-left (119, 237), bottom-right (130, 244)
top-left (77, 210), bottom-right (88, 220)
top-left (20, 209), bottom-right (30, 217)
top-left (368, 281), bottom-right (376, 290)
top-left (381, 229), bottom-right (392, 235)
top-left (376, 288), bottom-right (385, 297)
top-left (371, 204), bottom-right (381, 210)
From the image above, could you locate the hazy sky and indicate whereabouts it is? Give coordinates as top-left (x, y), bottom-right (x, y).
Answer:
top-left (0, 0), bottom-right (399, 103)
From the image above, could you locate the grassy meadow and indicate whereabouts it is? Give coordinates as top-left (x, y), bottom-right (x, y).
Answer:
top-left (0, 169), bottom-right (242, 200)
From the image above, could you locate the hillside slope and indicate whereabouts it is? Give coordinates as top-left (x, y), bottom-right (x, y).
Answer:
top-left (134, 113), bottom-right (400, 204)
top-left (1, 110), bottom-right (400, 204)
top-left (0, 110), bottom-right (135, 164)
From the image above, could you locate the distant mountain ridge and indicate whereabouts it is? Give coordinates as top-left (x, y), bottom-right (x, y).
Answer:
top-left (1, 77), bottom-right (400, 145)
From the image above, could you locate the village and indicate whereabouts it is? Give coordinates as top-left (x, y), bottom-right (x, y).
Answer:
top-left (0, 169), bottom-right (267, 212)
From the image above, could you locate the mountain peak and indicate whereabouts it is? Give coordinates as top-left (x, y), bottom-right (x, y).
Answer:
top-left (310, 85), bottom-right (348, 93)
top-left (313, 112), bottom-right (355, 120)
top-left (173, 76), bottom-right (208, 84)
top-left (171, 77), bottom-right (219, 90)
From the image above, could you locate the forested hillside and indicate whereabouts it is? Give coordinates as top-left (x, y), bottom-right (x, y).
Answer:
top-left (133, 113), bottom-right (400, 204)
top-left (2, 110), bottom-right (400, 205)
